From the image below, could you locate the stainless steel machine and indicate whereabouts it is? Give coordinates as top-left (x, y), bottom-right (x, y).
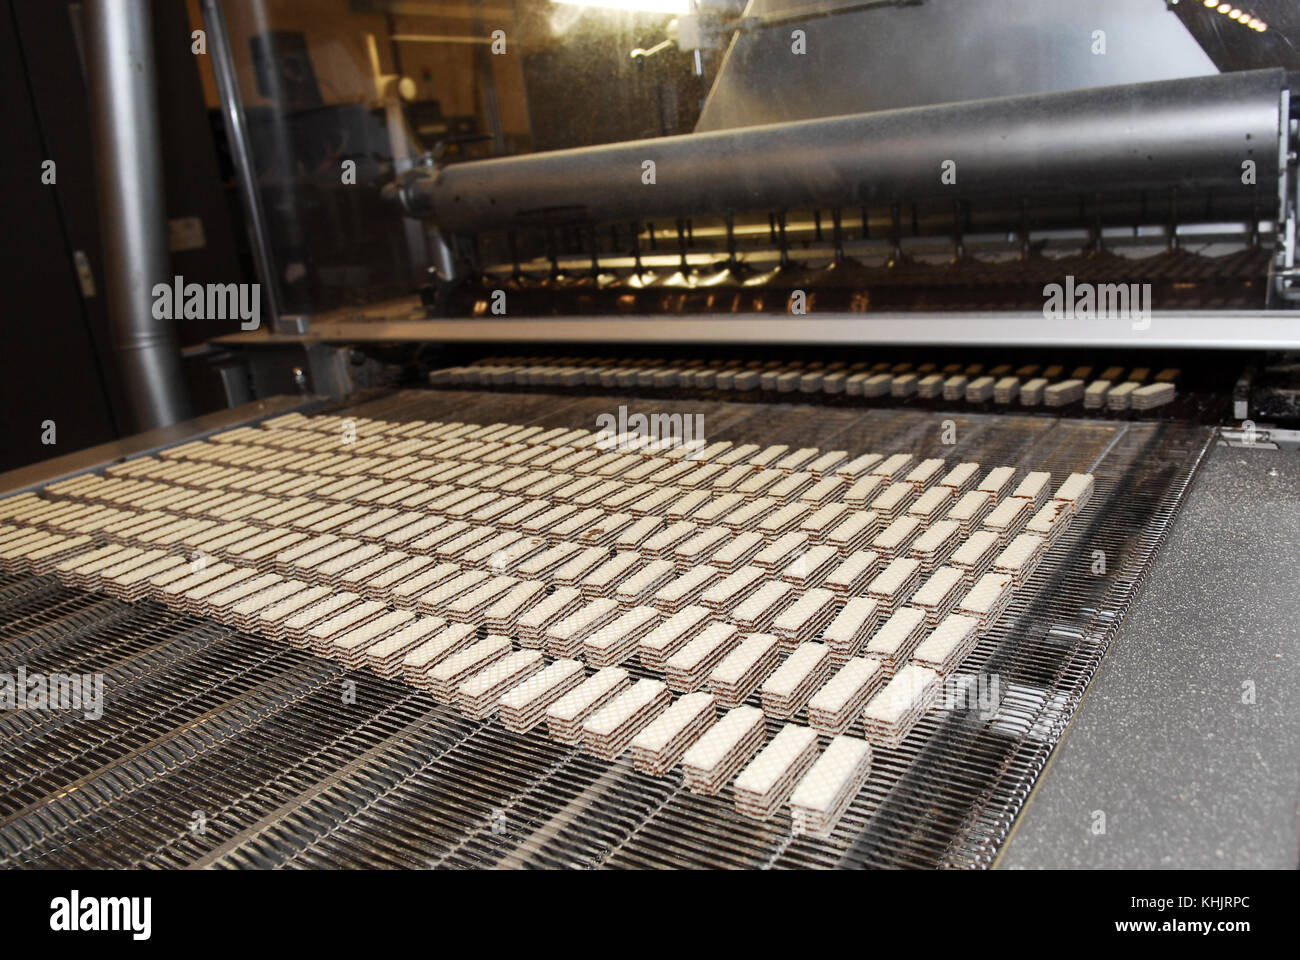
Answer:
top-left (1, 0), bottom-right (1297, 871)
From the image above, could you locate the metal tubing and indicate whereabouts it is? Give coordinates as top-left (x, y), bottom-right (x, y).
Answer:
top-left (84, 0), bottom-right (191, 430)
top-left (404, 69), bottom-right (1286, 236)
top-left (201, 0), bottom-right (285, 327)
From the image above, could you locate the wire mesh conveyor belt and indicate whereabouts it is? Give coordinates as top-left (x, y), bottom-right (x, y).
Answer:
top-left (0, 390), bottom-right (1214, 869)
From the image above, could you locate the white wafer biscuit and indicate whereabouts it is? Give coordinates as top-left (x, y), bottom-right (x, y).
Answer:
top-left (427, 634), bottom-right (513, 701)
top-left (789, 735), bottom-right (872, 837)
top-left (734, 724), bottom-right (819, 820)
top-left (582, 678), bottom-right (671, 760)
top-left (808, 658), bottom-right (885, 734)
top-left (760, 641), bottom-right (833, 719)
top-left (862, 663), bottom-right (939, 747)
top-left (911, 612), bottom-right (981, 675)
top-left (680, 705), bottom-right (766, 795)
top-left (631, 692), bottom-right (717, 776)
top-left (499, 658), bottom-right (585, 732)
top-left (457, 649), bottom-right (545, 720)
top-left (546, 666), bottom-right (631, 744)
top-left (863, 607), bottom-right (927, 674)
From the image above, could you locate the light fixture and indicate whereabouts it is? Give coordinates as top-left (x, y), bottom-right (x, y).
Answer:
top-left (550, 0), bottom-right (693, 13)
top-left (1207, 2), bottom-right (1266, 31)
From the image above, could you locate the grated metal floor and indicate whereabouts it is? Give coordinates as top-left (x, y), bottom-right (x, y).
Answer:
top-left (0, 391), bottom-right (1213, 868)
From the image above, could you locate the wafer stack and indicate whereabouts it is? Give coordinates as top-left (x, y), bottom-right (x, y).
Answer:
top-left (400, 621), bottom-right (478, 685)
top-left (807, 657), bottom-right (886, 734)
top-left (731, 580), bottom-right (795, 633)
top-left (699, 565), bottom-right (764, 612)
top-left (909, 566), bottom-right (966, 625)
top-left (583, 605), bottom-right (659, 667)
top-left (673, 527), bottom-right (729, 570)
top-left (680, 705), bottom-right (767, 795)
top-left (991, 533), bottom-right (1047, 586)
top-left (515, 586), bottom-right (583, 647)
top-left (1106, 380), bottom-right (1138, 410)
top-left (911, 612), bottom-right (981, 676)
top-left (707, 632), bottom-right (781, 707)
top-left (865, 557), bottom-right (922, 614)
top-left (545, 666), bottom-right (632, 744)
top-left (982, 496), bottom-right (1032, 545)
top-left (819, 597), bottom-right (878, 663)
top-left (1043, 379), bottom-right (1085, 406)
top-left (638, 605), bottom-right (711, 670)
top-left (545, 597), bottom-right (620, 658)
top-left (789, 735), bottom-right (872, 838)
top-left (1131, 381), bottom-right (1175, 410)
top-left (956, 572), bottom-right (1016, 628)
top-left (1009, 471), bottom-right (1052, 511)
top-left (498, 658), bottom-right (585, 732)
top-left (843, 476), bottom-right (886, 508)
top-left (862, 663), bottom-right (939, 747)
top-left (799, 503), bottom-right (850, 542)
top-left (771, 587), bottom-right (837, 650)
top-left (906, 486), bottom-right (952, 525)
top-left (733, 724), bottom-right (819, 820)
top-left (631, 692), bottom-right (718, 776)
top-left (1052, 472), bottom-right (1095, 514)
top-left (863, 607), bottom-right (927, 675)
top-left (1025, 500), bottom-right (1071, 543)
top-left (778, 545), bottom-right (839, 589)
top-left (936, 463), bottom-right (980, 498)
top-left (947, 530), bottom-right (999, 585)
top-left (482, 580), bottom-right (548, 634)
top-left (664, 621), bottom-right (740, 692)
top-left (280, 592), bottom-right (363, 647)
top-left (304, 598), bottom-right (387, 655)
top-left (582, 678), bottom-right (671, 759)
top-left (868, 482), bottom-right (913, 523)
top-left (614, 558), bottom-right (676, 606)
top-left (362, 615), bottom-right (447, 678)
top-left (760, 641), bottom-right (833, 719)
top-left (823, 550), bottom-right (879, 598)
top-left (329, 609), bottom-right (416, 670)
top-left (708, 531), bottom-right (764, 572)
top-left (651, 565), bottom-right (721, 614)
top-left (456, 648), bottom-right (544, 720)
top-left (871, 516), bottom-right (923, 560)
top-left (427, 634), bottom-right (513, 701)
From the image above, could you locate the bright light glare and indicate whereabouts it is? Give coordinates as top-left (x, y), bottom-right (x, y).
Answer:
top-left (551, 0), bottom-right (693, 13)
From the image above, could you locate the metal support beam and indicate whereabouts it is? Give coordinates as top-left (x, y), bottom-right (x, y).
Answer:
top-left (84, 0), bottom-right (192, 430)
top-left (201, 0), bottom-right (285, 329)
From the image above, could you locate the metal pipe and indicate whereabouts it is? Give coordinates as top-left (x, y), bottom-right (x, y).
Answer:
top-left (401, 69), bottom-right (1287, 236)
top-left (202, 0), bottom-right (284, 328)
top-left (84, 0), bottom-right (191, 430)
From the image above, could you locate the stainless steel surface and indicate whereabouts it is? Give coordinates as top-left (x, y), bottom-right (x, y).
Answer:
top-left (696, 0), bottom-right (1216, 131)
top-left (213, 309), bottom-right (1300, 351)
top-left (201, 0), bottom-right (283, 331)
top-left (0, 389), bottom-right (1213, 869)
top-left (999, 440), bottom-right (1300, 869)
top-left (400, 70), bottom-right (1283, 236)
top-left (84, 0), bottom-right (191, 431)
top-left (0, 394), bottom-right (326, 499)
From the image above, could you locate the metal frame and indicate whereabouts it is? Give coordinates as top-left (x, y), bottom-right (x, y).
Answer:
top-left (211, 309), bottom-right (1300, 350)
top-left (0, 394), bottom-right (326, 499)
top-left (201, 0), bottom-right (284, 331)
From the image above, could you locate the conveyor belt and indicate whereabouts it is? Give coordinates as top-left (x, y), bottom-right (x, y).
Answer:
top-left (0, 391), bottom-right (1213, 868)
